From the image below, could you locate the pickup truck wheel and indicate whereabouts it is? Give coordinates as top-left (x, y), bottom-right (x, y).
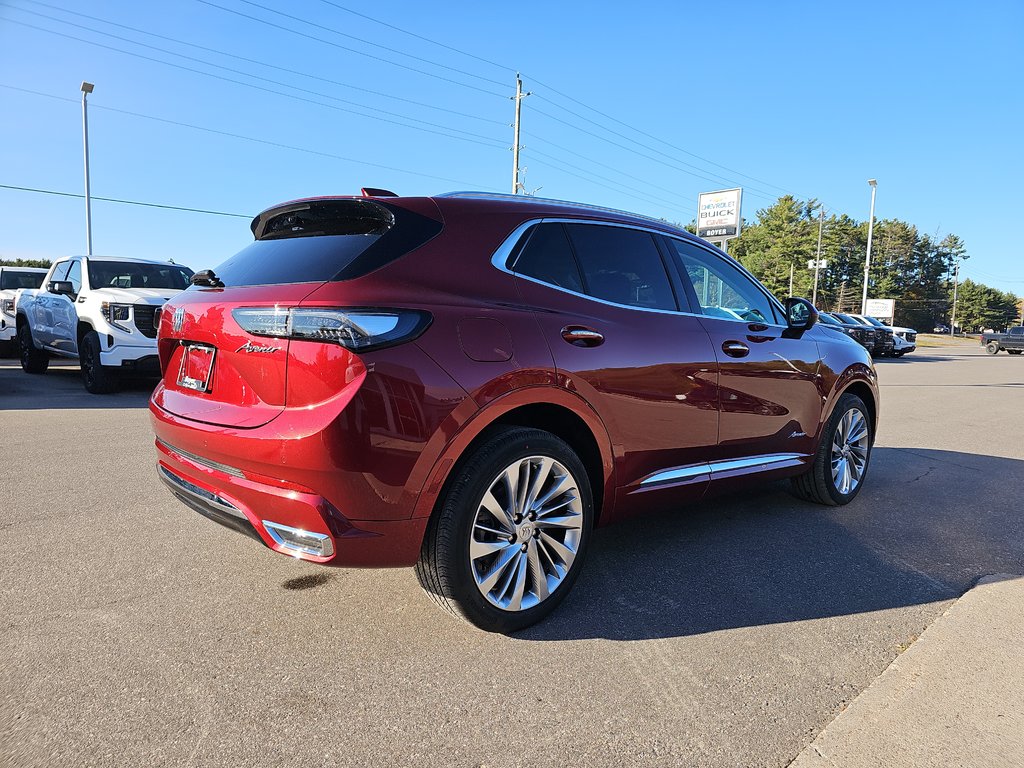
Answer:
top-left (80, 331), bottom-right (119, 394)
top-left (985, 342), bottom-right (1001, 355)
top-left (17, 323), bottom-right (49, 374)
top-left (416, 427), bottom-right (593, 633)
top-left (790, 392), bottom-right (872, 506)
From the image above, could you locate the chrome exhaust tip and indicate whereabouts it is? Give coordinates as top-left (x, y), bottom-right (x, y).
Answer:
top-left (262, 520), bottom-right (335, 558)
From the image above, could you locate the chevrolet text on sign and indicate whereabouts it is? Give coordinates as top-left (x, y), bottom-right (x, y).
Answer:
top-left (698, 188), bottom-right (743, 240)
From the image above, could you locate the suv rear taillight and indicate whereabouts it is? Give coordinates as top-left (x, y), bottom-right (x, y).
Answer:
top-left (232, 307), bottom-right (431, 352)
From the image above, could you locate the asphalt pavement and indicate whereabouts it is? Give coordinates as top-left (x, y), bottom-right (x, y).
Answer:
top-left (1, 343), bottom-right (1022, 767)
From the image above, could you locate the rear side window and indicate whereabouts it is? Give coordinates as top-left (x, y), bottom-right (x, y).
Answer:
top-left (212, 199), bottom-right (442, 287)
top-left (511, 224), bottom-right (584, 293)
top-left (0, 270), bottom-right (46, 290)
top-left (49, 261), bottom-right (70, 283)
top-left (565, 224), bottom-right (676, 311)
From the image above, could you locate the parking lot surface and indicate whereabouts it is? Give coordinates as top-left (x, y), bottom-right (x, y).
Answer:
top-left (2, 345), bottom-right (1022, 767)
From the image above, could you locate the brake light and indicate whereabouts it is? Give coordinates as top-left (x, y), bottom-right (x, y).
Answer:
top-left (232, 307), bottom-right (431, 352)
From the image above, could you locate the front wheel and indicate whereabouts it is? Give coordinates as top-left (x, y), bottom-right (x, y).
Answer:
top-left (790, 392), bottom-right (872, 506)
top-left (986, 341), bottom-right (1001, 355)
top-left (80, 331), bottom-right (119, 394)
top-left (416, 427), bottom-right (593, 633)
top-left (17, 323), bottom-right (49, 374)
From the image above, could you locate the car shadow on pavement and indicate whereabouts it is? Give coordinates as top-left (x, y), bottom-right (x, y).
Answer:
top-left (519, 447), bottom-right (1024, 642)
top-left (873, 355), bottom-right (956, 364)
top-left (0, 359), bottom-right (155, 410)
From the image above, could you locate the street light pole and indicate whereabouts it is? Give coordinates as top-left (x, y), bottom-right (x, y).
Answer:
top-left (950, 260), bottom-right (960, 336)
top-left (861, 179), bottom-right (877, 315)
top-left (813, 204), bottom-right (824, 306)
top-left (81, 81), bottom-right (95, 256)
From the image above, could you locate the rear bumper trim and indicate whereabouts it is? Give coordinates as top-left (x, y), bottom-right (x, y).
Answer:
top-left (158, 464), bottom-right (263, 544)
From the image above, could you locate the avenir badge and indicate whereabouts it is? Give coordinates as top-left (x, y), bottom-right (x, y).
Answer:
top-left (236, 340), bottom-right (283, 354)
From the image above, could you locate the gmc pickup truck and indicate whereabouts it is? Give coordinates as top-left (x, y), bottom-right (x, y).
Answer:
top-left (16, 255), bottom-right (193, 392)
top-left (982, 326), bottom-right (1024, 355)
top-left (1, 266), bottom-right (48, 355)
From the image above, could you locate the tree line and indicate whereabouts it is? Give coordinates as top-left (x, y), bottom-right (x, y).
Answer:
top-left (688, 196), bottom-right (1021, 332)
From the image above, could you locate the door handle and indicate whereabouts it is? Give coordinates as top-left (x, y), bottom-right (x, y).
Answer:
top-left (722, 340), bottom-right (749, 358)
top-left (561, 325), bottom-right (605, 348)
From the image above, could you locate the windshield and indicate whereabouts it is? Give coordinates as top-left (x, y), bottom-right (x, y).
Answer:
top-left (832, 313), bottom-right (860, 325)
top-left (0, 270), bottom-right (46, 290)
top-left (818, 313), bottom-right (842, 326)
top-left (88, 261), bottom-right (194, 290)
top-left (862, 316), bottom-right (886, 327)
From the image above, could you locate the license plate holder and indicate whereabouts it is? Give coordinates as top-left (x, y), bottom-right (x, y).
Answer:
top-left (177, 344), bottom-right (216, 393)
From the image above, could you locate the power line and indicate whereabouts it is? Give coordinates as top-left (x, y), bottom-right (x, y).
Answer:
top-left (0, 184), bottom-right (252, 218)
top-left (17, 0), bottom-right (506, 126)
top-left (232, 0), bottom-right (509, 88)
top-left (303, 0), bottom-right (805, 200)
top-left (4, 10), bottom-right (506, 148)
top-left (194, 0), bottom-right (507, 97)
top-left (315, 0), bottom-right (510, 73)
top-left (1, 16), bottom-right (507, 150)
top-left (0, 84), bottom-right (503, 191)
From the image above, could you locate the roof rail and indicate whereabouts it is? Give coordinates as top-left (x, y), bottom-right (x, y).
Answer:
top-left (436, 191), bottom-right (674, 227)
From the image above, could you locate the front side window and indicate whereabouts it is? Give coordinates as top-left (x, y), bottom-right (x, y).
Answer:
top-left (66, 261), bottom-right (82, 294)
top-left (668, 239), bottom-right (777, 324)
top-left (565, 224), bottom-right (676, 311)
top-left (511, 223), bottom-right (584, 293)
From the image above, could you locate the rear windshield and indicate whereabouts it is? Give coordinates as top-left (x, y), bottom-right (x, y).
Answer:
top-left (88, 261), bottom-right (194, 290)
top-left (209, 199), bottom-right (442, 287)
top-left (0, 270), bottom-right (46, 290)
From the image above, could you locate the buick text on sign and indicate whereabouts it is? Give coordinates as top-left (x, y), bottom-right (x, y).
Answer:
top-left (697, 188), bottom-right (742, 241)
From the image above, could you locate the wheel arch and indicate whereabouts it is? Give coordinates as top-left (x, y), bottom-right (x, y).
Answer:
top-left (411, 388), bottom-right (616, 528)
top-left (837, 378), bottom-right (878, 438)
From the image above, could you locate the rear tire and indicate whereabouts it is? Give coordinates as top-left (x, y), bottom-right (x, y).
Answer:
top-left (986, 341), bottom-right (1001, 355)
top-left (17, 323), bottom-right (49, 374)
top-left (416, 427), bottom-right (593, 633)
top-left (790, 392), bottom-right (872, 506)
top-left (80, 331), bottom-right (119, 394)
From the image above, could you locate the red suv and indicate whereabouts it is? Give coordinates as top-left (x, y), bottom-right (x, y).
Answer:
top-left (150, 191), bottom-right (878, 632)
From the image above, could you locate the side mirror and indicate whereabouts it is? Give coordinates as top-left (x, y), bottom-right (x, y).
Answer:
top-left (48, 280), bottom-right (75, 296)
top-left (785, 297), bottom-right (818, 332)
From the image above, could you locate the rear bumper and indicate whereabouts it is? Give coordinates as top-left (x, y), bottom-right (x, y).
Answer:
top-left (155, 439), bottom-right (428, 567)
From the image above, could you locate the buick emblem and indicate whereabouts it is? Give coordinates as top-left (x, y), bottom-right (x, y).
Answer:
top-left (172, 306), bottom-right (185, 332)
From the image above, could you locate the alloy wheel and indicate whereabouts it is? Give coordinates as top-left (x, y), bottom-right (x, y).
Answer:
top-left (830, 408), bottom-right (869, 495)
top-left (469, 456), bottom-right (584, 612)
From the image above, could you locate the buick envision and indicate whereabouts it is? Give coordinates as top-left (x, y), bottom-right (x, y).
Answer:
top-left (150, 191), bottom-right (878, 632)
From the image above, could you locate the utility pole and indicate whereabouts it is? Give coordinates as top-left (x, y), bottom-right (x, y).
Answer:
top-left (511, 74), bottom-right (530, 194)
top-left (789, 262), bottom-right (794, 297)
top-left (861, 179), bottom-right (877, 314)
top-left (813, 204), bottom-right (824, 306)
top-left (950, 260), bottom-right (960, 335)
top-left (81, 81), bottom-right (95, 255)
top-left (837, 280), bottom-right (847, 314)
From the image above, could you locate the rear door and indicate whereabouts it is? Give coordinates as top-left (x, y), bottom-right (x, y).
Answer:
top-left (509, 221), bottom-right (720, 512)
top-left (666, 237), bottom-right (823, 463)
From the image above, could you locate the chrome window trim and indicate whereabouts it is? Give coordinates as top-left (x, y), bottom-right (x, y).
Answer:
top-left (640, 453), bottom-right (808, 488)
top-left (490, 217), bottom-right (789, 327)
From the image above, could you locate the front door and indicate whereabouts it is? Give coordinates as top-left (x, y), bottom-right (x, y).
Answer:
top-left (665, 237), bottom-right (823, 462)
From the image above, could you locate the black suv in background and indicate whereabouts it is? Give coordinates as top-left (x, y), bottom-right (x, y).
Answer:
top-left (820, 312), bottom-right (875, 352)
top-left (833, 313), bottom-right (893, 357)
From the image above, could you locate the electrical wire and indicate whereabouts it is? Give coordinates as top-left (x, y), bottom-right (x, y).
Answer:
top-left (0, 184), bottom-right (252, 218)
top-left (16, 0), bottom-right (506, 126)
top-left (193, 0), bottom-right (507, 97)
top-left (3, 11), bottom-right (506, 148)
top-left (0, 84), bottom-right (503, 191)
top-left (307, 0), bottom-right (807, 200)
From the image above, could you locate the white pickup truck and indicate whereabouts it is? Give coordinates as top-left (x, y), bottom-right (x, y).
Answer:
top-left (1, 266), bottom-right (48, 355)
top-left (15, 255), bottom-right (194, 393)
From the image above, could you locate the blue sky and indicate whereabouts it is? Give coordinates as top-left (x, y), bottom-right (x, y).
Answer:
top-left (1, 0), bottom-right (1021, 295)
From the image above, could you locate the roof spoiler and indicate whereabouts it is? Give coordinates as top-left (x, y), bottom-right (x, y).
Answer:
top-left (361, 187), bottom-right (397, 197)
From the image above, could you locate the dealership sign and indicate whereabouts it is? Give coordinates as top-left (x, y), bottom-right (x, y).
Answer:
top-left (865, 298), bottom-right (895, 320)
top-left (697, 188), bottom-right (742, 240)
